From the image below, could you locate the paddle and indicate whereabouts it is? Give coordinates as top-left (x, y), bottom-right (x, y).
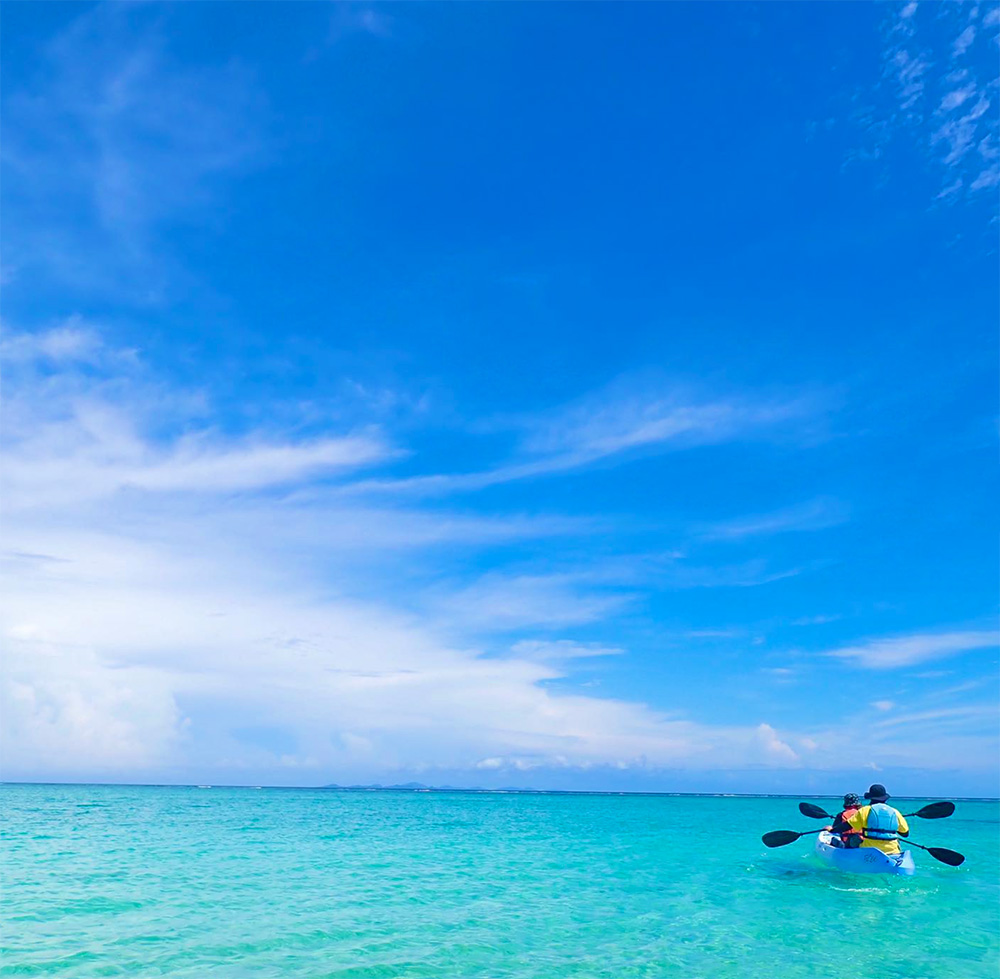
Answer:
top-left (901, 840), bottom-right (965, 867)
top-left (761, 828), bottom-right (966, 867)
top-left (762, 828), bottom-right (826, 847)
top-left (798, 802), bottom-right (833, 819)
top-left (798, 801), bottom-right (955, 820)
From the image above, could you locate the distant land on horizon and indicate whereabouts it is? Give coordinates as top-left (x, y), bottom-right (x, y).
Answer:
top-left (318, 783), bottom-right (998, 801)
top-left (7, 781), bottom-right (994, 801)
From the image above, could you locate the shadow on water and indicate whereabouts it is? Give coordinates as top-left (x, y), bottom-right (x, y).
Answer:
top-left (749, 860), bottom-right (820, 882)
top-left (747, 852), bottom-right (940, 894)
top-left (752, 868), bottom-right (941, 908)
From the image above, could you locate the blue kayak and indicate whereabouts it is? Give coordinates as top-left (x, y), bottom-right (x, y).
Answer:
top-left (814, 831), bottom-right (915, 876)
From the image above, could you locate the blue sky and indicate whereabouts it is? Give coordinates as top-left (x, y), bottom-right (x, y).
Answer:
top-left (2, 2), bottom-right (997, 795)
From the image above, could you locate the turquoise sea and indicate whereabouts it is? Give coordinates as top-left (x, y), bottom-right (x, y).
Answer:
top-left (2, 784), bottom-right (998, 978)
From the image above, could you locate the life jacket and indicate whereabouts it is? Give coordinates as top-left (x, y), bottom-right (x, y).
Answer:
top-left (838, 806), bottom-right (862, 843)
top-left (862, 802), bottom-right (900, 840)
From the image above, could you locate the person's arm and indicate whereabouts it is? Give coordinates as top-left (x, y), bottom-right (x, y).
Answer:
top-left (846, 808), bottom-right (865, 834)
top-left (830, 813), bottom-right (849, 834)
top-left (896, 812), bottom-right (910, 837)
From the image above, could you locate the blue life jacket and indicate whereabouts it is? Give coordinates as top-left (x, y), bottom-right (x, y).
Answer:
top-left (864, 802), bottom-right (900, 840)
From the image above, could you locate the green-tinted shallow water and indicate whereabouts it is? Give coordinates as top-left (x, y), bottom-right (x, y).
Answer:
top-left (2, 785), bottom-right (998, 978)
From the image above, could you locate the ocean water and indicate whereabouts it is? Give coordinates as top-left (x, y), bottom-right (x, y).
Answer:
top-left (2, 785), bottom-right (997, 978)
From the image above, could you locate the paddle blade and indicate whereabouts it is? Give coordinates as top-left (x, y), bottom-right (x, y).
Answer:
top-left (915, 801), bottom-right (955, 820)
top-left (798, 802), bottom-right (831, 819)
top-left (927, 846), bottom-right (965, 867)
top-left (762, 830), bottom-right (801, 848)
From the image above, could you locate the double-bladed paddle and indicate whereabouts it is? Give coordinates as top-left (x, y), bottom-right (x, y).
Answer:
top-left (760, 827), bottom-right (965, 866)
top-left (797, 800), bottom-right (955, 820)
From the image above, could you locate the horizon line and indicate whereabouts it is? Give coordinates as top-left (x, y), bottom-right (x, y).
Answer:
top-left (3, 781), bottom-right (997, 802)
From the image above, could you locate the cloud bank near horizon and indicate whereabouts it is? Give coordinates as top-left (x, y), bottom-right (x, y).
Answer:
top-left (3, 324), bottom-right (995, 788)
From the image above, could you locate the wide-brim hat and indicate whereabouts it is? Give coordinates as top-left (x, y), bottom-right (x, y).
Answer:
top-left (864, 783), bottom-right (890, 800)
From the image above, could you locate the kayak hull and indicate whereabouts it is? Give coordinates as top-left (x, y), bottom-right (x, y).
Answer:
top-left (814, 831), bottom-right (916, 876)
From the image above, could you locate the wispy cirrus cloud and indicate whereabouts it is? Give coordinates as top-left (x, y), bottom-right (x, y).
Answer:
top-left (509, 639), bottom-right (624, 662)
top-left (876, 1), bottom-right (999, 199)
top-left (882, 1), bottom-right (929, 116)
top-left (2, 4), bottom-right (267, 302)
top-left (346, 379), bottom-right (821, 498)
top-left (0, 318), bottom-right (115, 366)
top-left (825, 629), bottom-right (998, 670)
top-left (2, 326), bottom-right (392, 509)
top-left (433, 572), bottom-right (635, 632)
top-left (700, 497), bottom-right (847, 541)
top-left (521, 383), bottom-right (807, 459)
top-left (871, 704), bottom-right (998, 732)
top-left (328, 2), bottom-right (393, 42)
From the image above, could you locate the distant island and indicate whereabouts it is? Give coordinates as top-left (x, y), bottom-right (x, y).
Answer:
top-left (317, 784), bottom-right (991, 800)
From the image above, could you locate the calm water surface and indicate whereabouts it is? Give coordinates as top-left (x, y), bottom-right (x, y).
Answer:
top-left (3, 785), bottom-right (997, 978)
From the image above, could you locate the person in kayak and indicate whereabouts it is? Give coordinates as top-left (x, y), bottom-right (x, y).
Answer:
top-left (828, 793), bottom-right (863, 848)
top-left (844, 783), bottom-right (910, 854)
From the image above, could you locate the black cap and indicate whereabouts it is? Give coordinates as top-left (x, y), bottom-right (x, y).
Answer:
top-left (864, 783), bottom-right (890, 801)
top-left (843, 792), bottom-right (860, 806)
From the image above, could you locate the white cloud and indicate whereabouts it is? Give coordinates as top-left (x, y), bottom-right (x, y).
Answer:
top-left (871, 699), bottom-right (895, 711)
top-left (660, 558), bottom-right (803, 590)
top-left (1, 329), bottom-right (819, 783)
top-left (934, 93), bottom-right (990, 166)
top-left (970, 163), bottom-right (1000, 190)
top-left (939, 83), bottom-right (977, 112)
top-left (887, 48), bottom-right (930, 114)
top-left (3, 641), bottom-right (185, 775)
top-left (116, 435), bottom-right (390, 494)
top-left (3, 4), bottom-right (266, 302)
top-left (328, 3), bottom-right (392, 42)
top-left (345, 379), bottom-right (820, 497)
top-left (790, 614), bottom-right (841, 626)
top-left (2, 401), bottom-right (392, 511)
top-left (0, 319), bottom-right (112, 366)
top-left (755, 723), bottom-right (799, 763)
top-left (953, 25), bottom-right (976, 57)
top-left (509, 640), bottom-right (624, 662)
top-left (871, 705), bottom-right (998, 730)
top-left (825, 630), bottom-right (998, 670)
top-left (863, 2), bottom-right (1000, 200)
top-left (687, 628), bottom-right (743, 639)
top-left (434, 572), bottom-right (634, 631)
top-left (701, 498), bottom-right (846, 541)
top-left (1, 539), bottom-right (809, 780)
top-left (2, 323), bottom-right (401, 509)
top-left (521, 386), bottom-right (803, 461)
top-left (6, 330), bottom-right (985, 785)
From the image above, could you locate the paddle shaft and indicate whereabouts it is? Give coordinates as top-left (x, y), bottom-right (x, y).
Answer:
top-left (764, 825), bottom-right (964, 864)
top-left (799, 801), bottom-right (953, 819)
top-left (767, 826), bottom-right (914, 844)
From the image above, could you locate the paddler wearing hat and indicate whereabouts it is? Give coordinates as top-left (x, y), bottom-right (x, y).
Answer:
top-left (844, 783), bottom-right (911, 855)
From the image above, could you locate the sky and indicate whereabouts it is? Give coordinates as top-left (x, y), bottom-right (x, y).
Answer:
top-left (2, 1), bottom-right (998, 796)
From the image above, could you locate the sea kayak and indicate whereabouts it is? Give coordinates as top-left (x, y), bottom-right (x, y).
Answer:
top-left (814, 831), bottom-right (915, 876)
